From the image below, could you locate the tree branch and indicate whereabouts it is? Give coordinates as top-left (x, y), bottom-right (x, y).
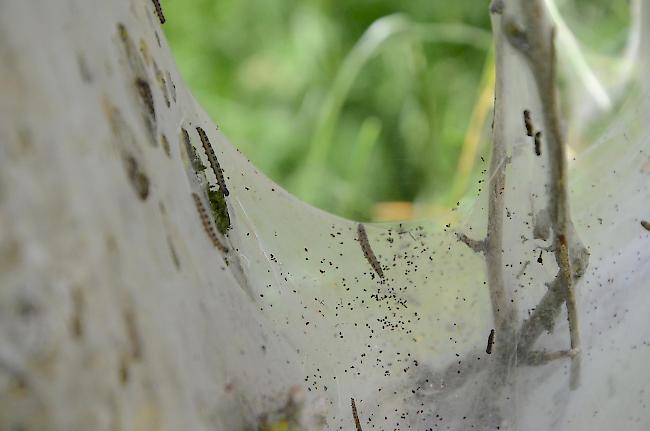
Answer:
top-left (504, 0), bottom-right (589, 390)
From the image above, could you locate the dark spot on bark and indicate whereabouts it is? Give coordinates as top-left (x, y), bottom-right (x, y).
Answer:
top-left (119, 358), bottom-right (130, 384)
top-left (167, 236), bottom-right (181, 270)
top-left (166, 70), bottom-right (176, 102)
top-left (117, 24), bottom-right (142, 73)
top-left (116, 24), bottom-right (157, 146)
top-left (17, 298), bottom-right (38, 319)
top-left (135, 77), bottom-right (155, 120)
top-left (123, 308), bottom-right (143, 361)
top-left (153, 61), bottom-right (170, 108)
top-left (123, 155), bottom-right (150, 200)
top-left (161, 133), bottom-right (170, 157)
top-left (70, 288), bottom-right (84, 339)
top-left (77, 53), bottom-right (92, 83)
top-left (139, 39), bottom-right (151, 66)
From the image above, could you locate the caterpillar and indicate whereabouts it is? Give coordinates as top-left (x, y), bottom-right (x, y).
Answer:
top-left (357, 223), bottom-right (384, 279)
top-left (196, 126), bottom-right (230, 196)
top-left (192, 193), bottom-right (228, 253)
top-left (351, 398), bottom-right (363, 431)
top-left (486, 328), bottom-right (495, 354)
top-left (523, 109), bottom-right (534, 137)
top-left (534, 131), bottom-right (542, 156)
top-left (151, 0), bottom-right (166, 24)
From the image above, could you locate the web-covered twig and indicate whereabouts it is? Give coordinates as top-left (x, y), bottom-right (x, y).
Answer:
top-left (503, 0), bottom-right (589, 389)
top-left (449, 1), bottom-right (590, 427)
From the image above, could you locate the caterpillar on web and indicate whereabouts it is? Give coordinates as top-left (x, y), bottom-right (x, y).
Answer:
top-left (196, 126), bottom-right (230, 196)
top-left (351, 398), bottom-right (363, 431)
top-left (192, 193), bottom-right (228, 253)
top-left (357, 223), bottom-right (384, 279)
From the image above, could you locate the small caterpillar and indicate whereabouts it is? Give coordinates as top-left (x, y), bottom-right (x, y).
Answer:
top-left (486, 328), bottom-right (495, 354)
top-left (196, 126), bottom-right (230, 196)
top-left (351, 398), bottom-right (363, 431)
top-left (181, 128), bottom-right (206, 172)
top-left (151, 0), bottom-right (166, 24)
top-left (192, 193), bottom-right (228, 253)
top-left (523, 109), bottom-right (534, 137)
top-left (357, 224), bottom-right (384, 279)
top-left (534, 131), bottom-right (542, 156)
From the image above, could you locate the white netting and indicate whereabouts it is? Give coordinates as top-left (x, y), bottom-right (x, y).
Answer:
top-left (0, 0), bottom-right (648, 430)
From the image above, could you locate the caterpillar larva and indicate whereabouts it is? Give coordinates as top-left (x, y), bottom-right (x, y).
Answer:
top-left (151, 0), bottom-right (166, 24)
top-left (523, 109), bottom-right (534, 137)
top-left (486, 328), bottom-right (495, 354)
top-left (357, 223), bottom-right (384, 279)
top-left (351, 398), bottom-right (363, 431)
top-left (534, 131), bottom-right (542, 156)
top-left (196, 126), bottom-right (230, 196)
top-left (192, 193), bottom-right (228, 253)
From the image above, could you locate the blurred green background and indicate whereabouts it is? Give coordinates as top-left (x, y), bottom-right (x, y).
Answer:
top-left (162, 0), bottom-right (630, 222)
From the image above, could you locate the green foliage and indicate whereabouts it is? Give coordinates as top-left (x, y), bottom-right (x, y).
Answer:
top-left (163, 0), bottom-right (629, 221)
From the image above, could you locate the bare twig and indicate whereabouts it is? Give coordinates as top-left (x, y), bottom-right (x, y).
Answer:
top-left (520, 348), bottom-right (579, 366)
top-left (453, 9), bottom-right (520, 425)
top-left (456, 232), bottom-right (486, 253)
top-left (516, 277), bottom-right (564, 354)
